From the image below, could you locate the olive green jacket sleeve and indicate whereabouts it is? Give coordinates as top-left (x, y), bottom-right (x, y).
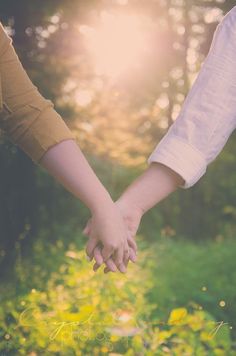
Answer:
top-left (0, 22), bottom-right (76, 164)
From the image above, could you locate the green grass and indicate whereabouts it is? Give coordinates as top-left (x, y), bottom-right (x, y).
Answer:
top-left (143, 237), bottom-right (236, 335)
top-left (0, 233), bottom-right (236, 355)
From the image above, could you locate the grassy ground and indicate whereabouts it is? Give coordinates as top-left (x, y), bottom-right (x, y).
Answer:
top-left (0, 232), bottom-right (236, 355)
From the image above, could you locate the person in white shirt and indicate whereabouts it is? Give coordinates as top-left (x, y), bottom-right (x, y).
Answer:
top-left (84, 6), bottom-right (236, 272)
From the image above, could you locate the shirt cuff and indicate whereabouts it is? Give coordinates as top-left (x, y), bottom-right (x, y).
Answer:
top-left (147, 134), bottom-right (207, 188)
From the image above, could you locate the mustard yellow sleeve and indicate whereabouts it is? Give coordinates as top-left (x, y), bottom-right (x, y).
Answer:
top-left (0, 22), bottom-right (76, 164)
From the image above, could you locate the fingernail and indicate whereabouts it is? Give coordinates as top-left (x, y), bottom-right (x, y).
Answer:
top-left (86, 255), bottom-right (90, 261)
top-left (110, 264), bottom-right (117, 272)
top-left (129, 251), bottom-right (136, 263)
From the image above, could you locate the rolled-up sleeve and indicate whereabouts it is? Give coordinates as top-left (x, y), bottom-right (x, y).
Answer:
top-left (0, 22), bottom-right (76, 164)
top-left (148, 6), bottom-right (236, 188)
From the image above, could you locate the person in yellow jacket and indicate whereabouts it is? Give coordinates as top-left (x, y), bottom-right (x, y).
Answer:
top-left (0, 22), bottom-right (137, 273)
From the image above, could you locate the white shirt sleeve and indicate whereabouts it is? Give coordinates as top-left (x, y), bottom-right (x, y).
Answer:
top-left (148, 6), bottom-right (236, 188)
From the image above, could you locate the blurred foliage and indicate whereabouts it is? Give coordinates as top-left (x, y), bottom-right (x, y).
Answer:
top-left (0, 234), bottom-right (235, 354)
top-left (143, 237), bottom-right (236, 337)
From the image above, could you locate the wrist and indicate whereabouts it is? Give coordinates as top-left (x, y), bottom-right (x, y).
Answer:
top-left (116, 194), bottom-right (145, 220)
top-left (89, 190), bottom-right (115, 216)
top-left (117, 163), bottom-right (181, 216)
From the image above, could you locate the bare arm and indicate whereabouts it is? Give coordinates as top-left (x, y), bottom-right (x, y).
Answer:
top-left (117, 163), bottom-right (184, 217)
top-left (39, 139), bottom-right (131, 273)
top-left (39, 139), bottom-right (112, 215)
top-left (0, 24), bottom-right (131, 273)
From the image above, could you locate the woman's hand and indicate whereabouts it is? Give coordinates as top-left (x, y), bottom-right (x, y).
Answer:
top-left (83, 198), bottom-right (142, 273)
top-left (84, 202), bottom-right (135, 273)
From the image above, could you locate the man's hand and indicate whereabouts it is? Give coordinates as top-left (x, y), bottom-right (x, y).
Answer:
top-left (84, 202), bottom-right (136, 273)
top-left (83, 163), bottom-right (182, 273)
top-left (83, 197), bottom-right (143, 273)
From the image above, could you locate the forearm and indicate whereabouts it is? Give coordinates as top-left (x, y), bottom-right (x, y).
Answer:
top-left (39, 139), bottom-right (113, 214)
top-left (119, 163), bottom-right (184, 215)
top-left (148, 13), bottom-right (236, 189)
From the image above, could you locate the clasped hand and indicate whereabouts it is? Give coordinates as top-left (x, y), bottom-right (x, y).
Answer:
top-left (83, 197), bottom-right (142, 274)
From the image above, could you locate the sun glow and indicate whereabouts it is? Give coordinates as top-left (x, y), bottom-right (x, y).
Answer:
top-left (80, 12), bottom-right (148, 79)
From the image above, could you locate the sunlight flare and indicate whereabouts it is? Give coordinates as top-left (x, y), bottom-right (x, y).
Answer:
top-left (80, 12), bottom-right (148, 79)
